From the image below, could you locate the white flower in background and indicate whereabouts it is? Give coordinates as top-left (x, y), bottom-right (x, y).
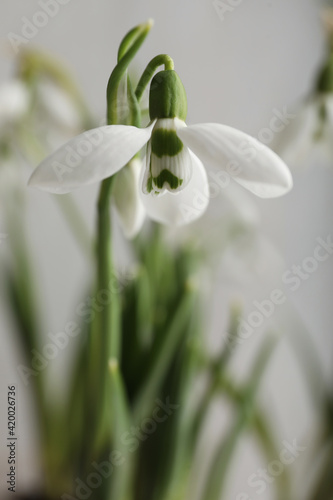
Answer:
top-left (0, 80), bottom-right (29, 127)
top-left (28, 69), bottom-right (292, 236)
top-left (274, 95), bottom-right (333, 168)
top-left (0, 81), bottom-right (29, 210)
top-left (0, 157), bottom-right (28, 221)
top-left (275, 8), bottom-right (333, 169)
top-left (321, 6), bottom-right (333, 39)
top-left (37, 80), bottom-right (82, 132)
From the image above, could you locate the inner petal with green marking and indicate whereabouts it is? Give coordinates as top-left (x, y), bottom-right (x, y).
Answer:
top-left (143, 118), bottom-right (192, 195)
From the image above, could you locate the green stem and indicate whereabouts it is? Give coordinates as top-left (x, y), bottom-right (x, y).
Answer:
top-left (107, 20), bottom-right (153, 124)
top-left (107, 359), bottom-right (134, 500)
top-left (133, 287), bottom-right (195, 421)
top-left (135, 54), bottom-right (174, 102)
top-left (89, 16), bottom-right (152, 417)
top-left (96, 176), bottom-right (118, 368)
top-left (80, 18), bottom-right (153, 486)
top-left (127, 75), bottom-right (141, 128)
top-left (85, 175), bottom-right (121, 465)
top-left (201, 338), bottom-right (276, 500)
top-left (117, 19), bottom-right (153, 62)
top-left (253, 412), bottom-right (292, 500)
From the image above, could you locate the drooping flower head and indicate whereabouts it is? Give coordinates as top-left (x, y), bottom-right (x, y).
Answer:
top-left (142, 70), bottom-right (190, 195)
top-left (138, 66), bottom-right (292, 226)
top-left (28, 40), bottom-right (293, 234)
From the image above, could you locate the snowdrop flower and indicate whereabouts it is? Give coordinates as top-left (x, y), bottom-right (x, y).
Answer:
top-left (275, 10), bottom-right (333, 169)
top-left (36, 80), bottom-right (82, 132)
top-left (0, 80), bottom-right (29, 127)
top-left (274, 95), bottom-right (333, 168)
top-left (29, 69), bottom-right (292, 232)
top-left (0, 81), bottom-right (29, 209)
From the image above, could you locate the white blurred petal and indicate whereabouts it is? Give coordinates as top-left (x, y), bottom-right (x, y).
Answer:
top-left (0, 159), bottom-right (24, 197)
top-left (276, 96), bottom-right (333, 168)
top-left (0, 80), bottom-right (29, 125)
top-left (37, 81), bottom-right (81, 131)
top-left (274, 100), bottom-right (319, 167)
top-left (216, 182), bottom-right (260, 226)
top-left (141, 152), bottom-right (209, 226)
top-left (28, 122), bottom-right (154, 194)
top-left (113, 158), bottom-right (146, 239)
top-left (178, 123), bottom-right (293, 198)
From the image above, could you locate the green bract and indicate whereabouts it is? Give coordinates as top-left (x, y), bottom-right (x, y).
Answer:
top-left (149, 70), bottom-right (187, 121)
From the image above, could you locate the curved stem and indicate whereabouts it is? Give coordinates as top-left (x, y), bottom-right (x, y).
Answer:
top-left (127, 75), bottom-right (141, 128)
top-left (107, 20), bottom-right (153, 124)
top-left (135, 54), bottom-right (175, 102)
top-left (117, 19), bottom-right (153, 62)
top-left (82, 18), bottom-right (153, 481)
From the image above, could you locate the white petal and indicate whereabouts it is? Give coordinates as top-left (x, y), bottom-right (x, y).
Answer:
top-left (143, 118), bottom-right (191, 194)
top-left (113, 158), bottom-right (146, 239)
top-left (28, 122), bottom-right (154, 194)
top-left (178, 123), bottom-right (293, 198)
top-left (149, 146), bottom-right (192, 194)
top-left (141, 152), bottom-right (209, 226)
